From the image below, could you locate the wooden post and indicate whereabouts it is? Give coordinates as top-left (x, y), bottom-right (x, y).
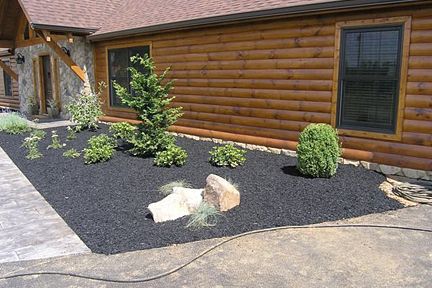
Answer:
top-left (37, 30), bottom-right (85, 82)
top-left (0, 59), bottom-right (18, 81)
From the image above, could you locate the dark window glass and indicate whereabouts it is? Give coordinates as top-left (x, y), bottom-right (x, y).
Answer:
top-left (337, 25), bottom-right (403, 133)
top-left (3, 71), bottom-right (12, 97)
top-left (108, 45), bottom-right (150, 107)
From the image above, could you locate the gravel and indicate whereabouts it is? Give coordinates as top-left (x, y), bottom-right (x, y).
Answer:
top-left (0, 125), bottom-right (403, 254)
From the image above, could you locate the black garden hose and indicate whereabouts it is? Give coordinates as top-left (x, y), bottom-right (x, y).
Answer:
top-left (1, 223), bottom-right (431, 284)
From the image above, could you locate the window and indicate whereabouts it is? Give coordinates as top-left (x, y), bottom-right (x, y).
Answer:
top-left (336, 25), bottom-right (403, 134)
top-left (3, 71), bottom-right (12, 97)
top-left (108, 45), bottom-right (150, 107)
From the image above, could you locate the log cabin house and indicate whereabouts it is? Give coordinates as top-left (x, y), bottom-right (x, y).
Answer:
top-left (0, 0), bottom-right (431, 175)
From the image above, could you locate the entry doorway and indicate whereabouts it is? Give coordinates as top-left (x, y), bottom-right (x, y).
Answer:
top-left (40, 55), bottom-right (53, 113)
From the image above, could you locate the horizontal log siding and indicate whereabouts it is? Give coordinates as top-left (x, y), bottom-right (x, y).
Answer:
top-left (0, 56), bottom-right (19, 109)
top-left (94, 6), bottom-right (432, 171)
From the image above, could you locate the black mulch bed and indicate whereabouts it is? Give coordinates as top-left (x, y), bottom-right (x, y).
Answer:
top-left (0, 125), bottom-right (403, 254)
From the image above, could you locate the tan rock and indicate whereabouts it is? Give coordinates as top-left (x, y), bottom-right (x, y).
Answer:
top-left (204, 174), bottom-right (240, 212)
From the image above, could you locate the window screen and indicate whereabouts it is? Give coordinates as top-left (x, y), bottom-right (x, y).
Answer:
top-left (108, 45), bottom-right (150, 107)
top-left (3, 71), bottom-right (12, 97)
top-left (337, 25), bottom-right (403, 133)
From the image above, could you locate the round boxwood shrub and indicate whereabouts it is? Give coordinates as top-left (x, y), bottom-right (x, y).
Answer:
top-left (296, 123), bottom-right (341, 178)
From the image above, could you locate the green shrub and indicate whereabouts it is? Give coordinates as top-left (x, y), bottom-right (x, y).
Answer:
top-left (66, 75), bottom-right (105, 131)
top-left (209, 144), bottom-right (246, 168)
top-left (63, 148), bottom-right (80, 159)
top-left (0, 113), bottom-right (31, 134)
top-left (30, 129), bottom-right (46, 139)
top-left (83, 134), bottom-right (116, 164)
top-left (22, 135), bottom-right (43, 160)
top-left (47, 130), bottom-right (64, 149)
top-left (113, 55), bottom-right (183, 156)
top-left (66, 126), bottom-right (77, 141)
top-left (296, 123), bottom-right (341, 178)
top-left (109, 122), bottom-right (137, 140)
top-left (186, 202), bottom-right (221, 230)
top-left (159, 180), bottom-right (192, 196)
top-left (154, 145), bottom-right (188, 167)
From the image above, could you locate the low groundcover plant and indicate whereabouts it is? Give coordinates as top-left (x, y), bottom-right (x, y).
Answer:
top-left (209, 144), bottom-right (246, 168)
top-left (63, 148), bottom-right (81, 159)
top-left (83, 134), bottom-right (116, 164)
top-left (154, 145), bottom-right (188, 167)
top-left (0, 113), bottom-right (31, 135)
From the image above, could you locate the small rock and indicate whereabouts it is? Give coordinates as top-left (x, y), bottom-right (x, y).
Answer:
top-left (379, 165), bottom-right (401, 175)
top-left (204, 174), bottom-right (240, 212)
top-left (268, 148), bottom-right (281, 154)
top-left (402, 168), bottom-right (426, 179)
top-left (360, 161), bottom-right (370, 169)
top-left (148, 188), bottom-right (203, 223)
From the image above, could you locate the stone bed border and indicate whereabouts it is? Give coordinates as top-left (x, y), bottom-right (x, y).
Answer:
top-left (171, 132), bottom-right (432, 181)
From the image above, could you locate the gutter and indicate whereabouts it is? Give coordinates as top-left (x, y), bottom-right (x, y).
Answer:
top-left (88, 0), bottom-right (425, 41)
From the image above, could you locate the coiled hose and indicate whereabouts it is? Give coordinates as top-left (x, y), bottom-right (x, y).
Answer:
top-left (1, 223), bottom-right (431, 284)
top-left (393, 181), bottom-right (432, 205)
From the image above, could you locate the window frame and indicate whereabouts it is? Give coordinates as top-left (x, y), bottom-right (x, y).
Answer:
top-left (331, 17), bottom-right (411, 141)
top-left (105, 42), bottom-right (152, 112)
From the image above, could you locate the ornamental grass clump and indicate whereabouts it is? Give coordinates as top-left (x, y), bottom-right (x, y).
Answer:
top-left (47, 130), bottom-right (64, 149)
top-left (22, 135), bottom-right (43, 160)
top-left (83, 134), bottom-right (116, 164)
top-left (113, 55), bottom-right (183, 157)
top-left (209, 144), bottom-right (246, 168)
top-left (186, 202), bottom-right (221, 230)
top-left (296, 123), bottom-right (341, 178)
top-left (66, 74), bottom-right (105, 131)
top-left (158, 180), bottom-right (192, 196)
top-left (0, 113), bottom-right (31, 134)
top-left (154, 145), bottom-right (188, 167)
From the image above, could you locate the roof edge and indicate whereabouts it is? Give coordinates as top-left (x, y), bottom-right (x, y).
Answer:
top-left (88, 0), bottom-right (423, 41)
top-left (31, 23), bottom-right (99, 35)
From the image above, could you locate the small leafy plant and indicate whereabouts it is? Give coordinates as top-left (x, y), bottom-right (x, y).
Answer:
top-left (66, 74), bottom-right (105, 131)
top-left (109, 122), bottom-right (136, 140)
top-left (0, 113), bottom-right (31, 134)
top-left (209, 144), bottom-right (246, 168)
top-left (63, 148), bottom-right (80, 159)
top-left (22, 135), bottom-right (43, 160)
top-left (186, 202), bottom-right (221, 230)
top-left (113, 55), bottom-right (182, 156)
top-left (83, 134), bottom-right (116, 164)
top-left (158, 180), bottom-right (193, 196)
top-left (47, 130), bottom-right (64, 149)
top-left (30, 129), bottom-right (46, 140)
top-left (66, 126), bottom-right (77, 141)
top-left (296, 123), bottom-right (341, 178)
top-left (154, 145), bottom-right (188, 167)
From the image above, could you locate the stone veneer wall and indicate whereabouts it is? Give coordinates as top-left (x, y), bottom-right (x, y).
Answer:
top-left (15, 37), bottom-right (94, 117)
top-left (171, 132), bottom-right (432, 181)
